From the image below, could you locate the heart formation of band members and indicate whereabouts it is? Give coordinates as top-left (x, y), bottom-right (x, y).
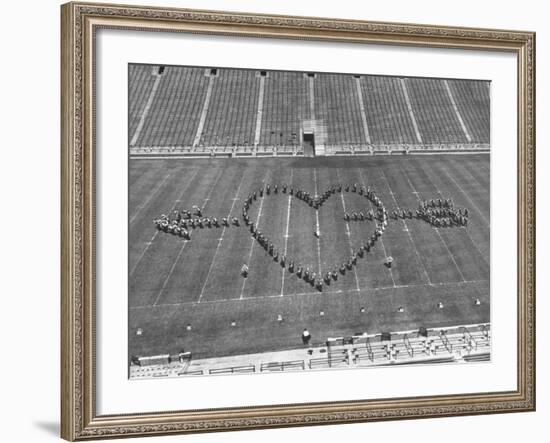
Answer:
top-left (153, 183), bottom-right (469, 291)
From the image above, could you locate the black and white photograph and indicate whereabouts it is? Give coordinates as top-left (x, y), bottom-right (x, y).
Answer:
top-left (128, 64), bottom-right (491, 378)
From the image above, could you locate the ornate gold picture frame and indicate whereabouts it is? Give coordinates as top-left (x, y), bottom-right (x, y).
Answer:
top-left (61, 1), bottom-right (535, 440)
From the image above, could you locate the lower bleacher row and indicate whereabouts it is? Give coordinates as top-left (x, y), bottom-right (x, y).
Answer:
top-left (130, 324), bottom-right (490, 378)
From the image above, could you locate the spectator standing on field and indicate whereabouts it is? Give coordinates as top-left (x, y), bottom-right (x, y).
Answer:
top-left (302, 328), bottom-right (312, 345)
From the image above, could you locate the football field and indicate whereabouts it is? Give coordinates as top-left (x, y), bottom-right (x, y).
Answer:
top-left (129, 154), bottom-right (490, 360)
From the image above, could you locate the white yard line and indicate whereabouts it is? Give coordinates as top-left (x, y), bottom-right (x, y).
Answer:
top-left (129, 170), bottom-right (198, 277)
top-left (379, 170), bottom-right (433, 285)
top-left (397, 168), bottom-right (466, 283)
top-left (313, 168), bottom-right (322, 274)
top-left (399, 78), bottom-right (423, 144)
top-left (197, 175), bottom-right (245, 303)
top-left (443, 80), bottom-right (472, 142)
top-left (134, 278), bottom-right (489, 309)
top-left (253, 76), bottom-right (266, 146)
top-left (192, 75), bottom-right (215, 147)
top-left (280, 169), bottom-right (294, 296)
top-left (239, 173), bottom-right (270, 299)
top-left (152, 169), bottom-right (224, 306)
top-left (357, 169), bottom-right (397, 287)
top-left (129, 173), bottom-right (171, 225)
top-left (336, 169), bottom-right (361, 292)
top-left (130, 73), bottom-right (162, 147)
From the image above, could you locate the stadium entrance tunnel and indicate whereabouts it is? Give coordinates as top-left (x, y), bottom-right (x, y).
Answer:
top-left (303, 132), bottom-right (316, 157)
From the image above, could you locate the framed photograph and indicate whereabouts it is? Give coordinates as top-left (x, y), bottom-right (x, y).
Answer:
top-left (61, 1), bottom-right (536, 440)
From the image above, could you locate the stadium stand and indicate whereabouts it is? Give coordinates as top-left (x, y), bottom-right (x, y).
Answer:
top-left (128, 64), bottom-right (157, 139)
top-left (447, 79), bottom-right (491, 143)
top-left (406, 77), bottom-right (469, 144)
top-left (360, 75), bottom-right (419, 144)
top-left (259, 70), bottom-right (310, 148)
top-left (134, 66), bottom-right (210, 148)
top-left (315, 73), bottom-right (366, 147)
top-left (129, 65), bottom-right (490, 157)
top-left (199, 69), bottom-right (260, 148)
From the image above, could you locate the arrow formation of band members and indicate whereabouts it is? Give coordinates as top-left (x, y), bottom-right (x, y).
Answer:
top-left (152, 182), bottom-right (469, 291)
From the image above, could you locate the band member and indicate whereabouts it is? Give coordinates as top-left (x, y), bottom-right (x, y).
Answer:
top-left (241, 263), bottom-right (249, 278)
top-left (288, 261), bottom-right (294, 273)
top-left (232, 217), bottom-right (239, 226)
top-left (274, 184), bottom-right (278, 194)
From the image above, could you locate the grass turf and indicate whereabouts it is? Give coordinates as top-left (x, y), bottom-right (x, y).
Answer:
top-left (128, 154), bottom-right (490, 360)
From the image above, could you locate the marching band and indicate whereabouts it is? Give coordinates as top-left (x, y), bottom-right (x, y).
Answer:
top-left (152, 182), bottom-right (469, 292)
